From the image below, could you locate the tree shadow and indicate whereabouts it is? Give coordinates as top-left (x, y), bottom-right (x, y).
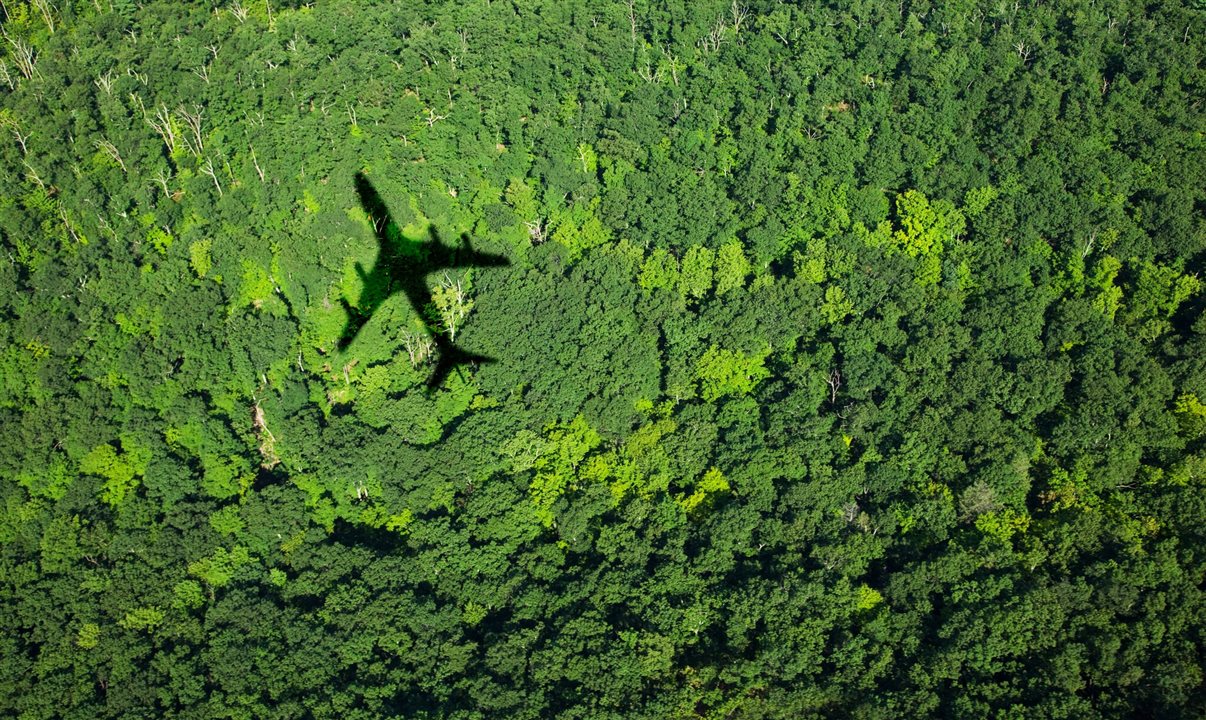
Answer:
top-left (340, 173), bottom-right (510, 388)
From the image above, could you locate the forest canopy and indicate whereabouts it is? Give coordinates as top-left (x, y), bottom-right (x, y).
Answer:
top-left (0, 1), bottom-right (1204, 718)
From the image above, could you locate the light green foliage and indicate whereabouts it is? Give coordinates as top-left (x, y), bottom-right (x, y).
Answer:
top-left (76, 623), bottom-right (101, 649)
top-left (208, 505), bottom-right (244, 536)
top-left (385, 509), bottom-right (413, 533)
top-left (892, 190), bottom-right (966, 286)
top-left (1123, 259), bottom-right (1201, 339)
top-left (694, 345), bottom-right (771, 402)
top-left (187, 546), bottom-right (252, 588)
top-left (462, 601), bottom-right (488, 627)
top-left (794, 237), bottom-right (828, 284)
top-left (821, 285), bottom-right (854, 324)
top-left (147, 226), bottom-right (173, 255)
top-left (302, 189), bottom-right (321, 215)
top-left (17, 459), bottom-right (72, 501)
top-left (505, 177), bottom-right (540, 222)
top-left (115, 304), bottom-right (164, 338)
top-left (173, 580), bottom-right (205, 610)
top-left (354, 359), bottom-right (476, 443)
top-left (592, 417), bottom-right (676, 501)
top-left (530, 416), bottom-right (601, 527)
top-left (962, 185), bottom-right (999, 218)
top-left (549, 201), bottom-right (610, 261)
top-left (80, 435), bottom-right (151, 508)
top-left (975, 508), bottom-right (1031, 543)
top-left (120, 607), bottom-right (165, 633)
top-left (714, 241), bottom-right (750, 295)
top-left (1090, 255), bottom-right (1124, 319)
top-left (677, 467), bottom-right (730, 514)
top-left (235, 259), bottom-right (280, 313)
top-left (1174, 394), bottom-right (1206, 438)
top-left (202, 455), bottom-right (254, 500)
top-left (39, 514), bottom-right (80, 573)
top-left (189, 239), bottom-right (213, 279)
top-left (679, 245), bottom-right (714, 301)
top-left (855, 585), bottom-right (884, 611)
top-left (638, 248), bottom-right (680, 291)
top-left (1040, 460), bottom-right (1098, 513)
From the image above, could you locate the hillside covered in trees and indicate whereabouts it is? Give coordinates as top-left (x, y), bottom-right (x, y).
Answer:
top-left (1, 1), bottom-right (1204, 717)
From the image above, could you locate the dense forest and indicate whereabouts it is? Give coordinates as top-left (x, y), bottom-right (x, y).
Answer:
top-left (1, 0), bottom-right (1204, 717)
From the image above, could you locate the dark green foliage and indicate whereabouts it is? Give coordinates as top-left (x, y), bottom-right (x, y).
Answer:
top-left (0, 1), bottom-right (1203, 718)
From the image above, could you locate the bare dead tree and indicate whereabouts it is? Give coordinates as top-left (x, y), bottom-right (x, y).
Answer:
top-left (150, 167), bottom-right (172, 198)
top-left (424, 107), bottom-right (446, 127)
top-left (94, 69), bottom-right (115, 95)
top-left (95, 214), bottom-right (117, 240)
top-left (31, 0), bottom-right (55, 33)
top-left (826, 367), bottom-right (842, 404)
top-left (5, 34), bottom-right (37, 79)
top-left (672, 97), bottom-right (687, 121)
top-left (0, 59), bottom-right (13, 90)
top-left (143, 103), bottom-right (178, 155)
top-left (192, 63), bottom-right (210, 84)
top-left (524, 219), bottom-right (546, 244)
top-left (660, 45), bottom-right (681, 85)
top-left (177, 104), bottom-right (204, 156)
top-left (842, 501), bottom-right (860, 525)
top-left (401, 329), bottom-right (435, 367)
top-left (11, 126), bottom-right (28, 154)
top-left (22, 159), bottom-right (45, 189)
top-left (59, 206), bottom-right (82, 244)
top-left (201, 157), bottom-right (222, 197)
top-left (636, 61), bottom-right (662, 83)
top-left (229, 0), bottom-right (249, 23)
top-left (1081, 230), bottom-right (1097, 259)
top-left (698, 16), bottom-right (729, 52)
top-left (94, 139), bottom-right (127, 172)
top-left (1, 113), bottom-right (29, 155)
top-left (730, 1), bottom-right (749, 37)
top-left (431, 271), bottom-right (472, 341)
top-left (251, 398), bottom-right (280, 469)
top-left (625, 0), bottom-right (637, 45)
top-left (249, 145), bottom-right (265, 183)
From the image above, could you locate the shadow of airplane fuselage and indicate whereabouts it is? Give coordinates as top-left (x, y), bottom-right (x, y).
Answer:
top-left (339, 172), bottom-right (509, 388)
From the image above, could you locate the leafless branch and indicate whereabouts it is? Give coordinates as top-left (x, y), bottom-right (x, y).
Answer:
top-left (201, 157), bottom-right (223, 197)
top-left (249, 145), bottom-right (264, 183)
top-left (95, 139), bottom-right (127, 172)
top-left (177, 104), bottom-right (205, 157)
top-left (826, 368), bottom-right (842, 404)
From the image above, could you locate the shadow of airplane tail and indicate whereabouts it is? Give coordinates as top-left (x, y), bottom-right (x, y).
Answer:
top-left (426, 340), bottom-right (496, 389)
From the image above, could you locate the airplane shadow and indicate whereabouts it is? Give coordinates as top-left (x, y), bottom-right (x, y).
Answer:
top-left (339, 172), bottom-right (510, 389)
